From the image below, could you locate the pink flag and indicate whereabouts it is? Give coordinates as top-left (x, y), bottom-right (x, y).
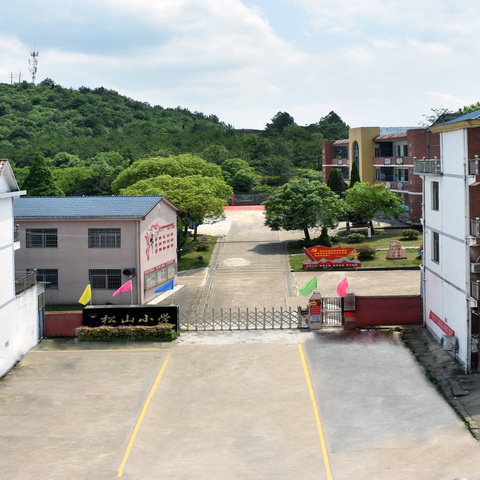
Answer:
top-left (112, 280), bottom-right (132, 297)
top-left (336, 277), bottom-right (348, 297)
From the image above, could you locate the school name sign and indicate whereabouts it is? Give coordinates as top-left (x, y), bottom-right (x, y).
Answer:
top-left (302, 246), bottom-right (361, 269)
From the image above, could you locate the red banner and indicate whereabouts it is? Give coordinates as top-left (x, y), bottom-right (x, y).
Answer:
top-left (429, 310), bottom-right (455, 336)
top-left (302, 245), bottom-right (361, 269)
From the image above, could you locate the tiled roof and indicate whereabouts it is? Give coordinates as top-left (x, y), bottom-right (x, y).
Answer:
top-left (14, 196), bottom-right (166, 219)
top-left (437, 108), bottom-right (480, 126)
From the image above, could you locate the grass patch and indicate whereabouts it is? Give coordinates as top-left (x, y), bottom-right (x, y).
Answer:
top-left (288, 228), bottom-right (422, 271)
top-left (178, 235), bottom-right (218, 271)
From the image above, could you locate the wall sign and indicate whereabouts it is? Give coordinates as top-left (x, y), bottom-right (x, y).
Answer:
top-left (302, 245), bottom-right (361, 268)
top-left (83, 305), bottom-right (179, 330)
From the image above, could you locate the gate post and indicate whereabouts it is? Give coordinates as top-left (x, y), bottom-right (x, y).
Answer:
top-left (309, 291), bottom-right (322, 329)
top-left (343, 293), bottom-right (356, 330)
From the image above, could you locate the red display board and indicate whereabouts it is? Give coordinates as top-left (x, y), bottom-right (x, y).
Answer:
top-left (302, 245), bottom-right (361, 269)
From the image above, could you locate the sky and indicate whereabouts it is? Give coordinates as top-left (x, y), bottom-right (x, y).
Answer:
top-left (1, 0), bottom-right (479, 130)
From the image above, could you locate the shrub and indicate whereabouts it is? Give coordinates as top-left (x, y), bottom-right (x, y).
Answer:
top-left (196, 243), bottom-right (210, 251)
top-left (347, 232), bottom-right (365, 243)
top-left (401, 229), bottom-right (419, 240)
top-left (75, 324), bottom-right (178, 342)
top-left (355, 244), bottom-right (376, 259)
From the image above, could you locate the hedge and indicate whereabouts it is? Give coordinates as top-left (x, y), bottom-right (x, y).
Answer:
top-left (75, 324), bottom-right (178, 342)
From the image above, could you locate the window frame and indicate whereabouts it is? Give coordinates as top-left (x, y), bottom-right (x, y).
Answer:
top-left (26, 228), bottom-right (58, 248)
top-left (432, 231), bottom-right (440, 264)
top-left (432, 181), bottom-right (439, 211)
top-left (88, 269), bottom-right (122, 290)
top-left (88, 228), bottom-right (121, 248)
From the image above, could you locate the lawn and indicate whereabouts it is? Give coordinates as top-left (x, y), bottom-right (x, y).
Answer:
top-left (178, 234), bottom-right (218, 271)
top-left (288, 228), bottom-right (422, 271)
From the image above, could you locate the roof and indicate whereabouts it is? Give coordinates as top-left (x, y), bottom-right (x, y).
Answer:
top-left (430, 109), bottom-right (480, 133)
top-left (332, 139), bottom-right (349, 146)
top-left (0, 159), bottom-right (23, 194)
top-left (14, 196), bottom-right (178, 220)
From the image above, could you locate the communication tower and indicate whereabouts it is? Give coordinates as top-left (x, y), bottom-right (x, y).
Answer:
top-left (29, 50), bottom-right (39, 85)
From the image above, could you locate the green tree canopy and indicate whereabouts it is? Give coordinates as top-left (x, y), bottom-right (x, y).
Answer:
top-left (344, 182), bottom-right (404, 226)
top-left (265, 111), bottom-right (296, 135)
top-left (326, 168), bottom-right (346, 196)
top-left (349, 160), bottom-right (361, 188)
top-left (263, 178), bottom-right (345, 243)
top-left (221, 158), bottom-right (257, 193)
top-left (120, 174), bottom-right (231, 238)
top-left (112, 154), bottom-right (222, 193)
top-left (22, 153), bottom-right (64, 196)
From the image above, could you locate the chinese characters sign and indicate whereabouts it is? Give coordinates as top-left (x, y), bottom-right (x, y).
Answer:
top-left (83, 305), bottom-right (179, 330)
top-left (145, 222), bottom-right (175, 260)
top-left (302, 245), bottom-right (361, 269)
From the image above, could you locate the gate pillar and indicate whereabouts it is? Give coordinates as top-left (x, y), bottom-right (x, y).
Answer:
top-left (343, 293), bottom-right (356, 330)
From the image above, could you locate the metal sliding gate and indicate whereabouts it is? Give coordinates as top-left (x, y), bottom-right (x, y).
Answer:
top-left (179, 306), bottom-right (305, 331)
top-left (321, 297), bottom-right (344, 327)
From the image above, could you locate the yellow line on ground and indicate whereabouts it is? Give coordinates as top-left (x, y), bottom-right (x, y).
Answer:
top-left (298, 344), bottom-right (333, 480)
top-left (117, 349), bottom-right (173, 478)
top-left (31, 348), bottom-right (171, 353)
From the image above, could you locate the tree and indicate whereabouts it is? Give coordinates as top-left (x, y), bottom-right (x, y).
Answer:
top-left (307, 111), bottom-right (349, 140)
top-left (265, 112), bottom-right (296, 135)
top-left (111, 154), bottom-right (223, 193)
top-left (349, 160), bottom-right (360, 188)
top-left (22, 153), bottom-right (64, 196)
top-left (344, 183), bottom-right (404, 231)
top-left (326, 168), bottom-right (346, 196)
top-left (120, 175), bottom-right (231, 240)
top-left (201, 144), bottom-right (231, 165)
top-left (221, 158), bottom-right (257, 193)
top-left (263, 178), bottom-right (345, 243)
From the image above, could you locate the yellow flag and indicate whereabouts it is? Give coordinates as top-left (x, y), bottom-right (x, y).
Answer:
top-left (78, 284), bottom-right (91, 305)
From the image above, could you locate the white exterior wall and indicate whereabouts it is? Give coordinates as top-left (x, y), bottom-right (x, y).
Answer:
top-left (0, 287), bottom-right (39, 377)
top-left (0, 165), bottom-right (39, 377)
top-left (423, 129), bottom-right (470, 365)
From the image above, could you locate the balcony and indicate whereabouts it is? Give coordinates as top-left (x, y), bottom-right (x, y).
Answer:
top-left (414, 157), bottom-right (442, 175)
top-left (15, 271), bottom-right (36, 295)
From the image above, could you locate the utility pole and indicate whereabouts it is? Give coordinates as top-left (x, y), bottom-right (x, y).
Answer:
top-left (29, 50), bottom-right (39, 85)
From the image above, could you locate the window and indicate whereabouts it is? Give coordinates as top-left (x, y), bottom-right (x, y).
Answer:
top-left (403, 145), bottom-right (408, 157)
top-left (88, 228), bottom-right (121, 248)
top-left (395, 168), bottom-right (409, 182)
top-left (89, 269), bottom-right (122, 289)
top-left (432, 232), bottom-right (440, 263)
top-left (29, 269), bottom-right (58, 289)
top-left (26, 229), bottom-right (57, 248)
top-left (432, 182), bottom-right (439, 211)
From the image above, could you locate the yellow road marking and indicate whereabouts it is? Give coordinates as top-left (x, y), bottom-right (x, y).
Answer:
top-left (117, 349), bottom-right (172, 477)
top-left (31, 348), bottom-right (171, 353)
top-left (298, 344), bottom-right (333, 480)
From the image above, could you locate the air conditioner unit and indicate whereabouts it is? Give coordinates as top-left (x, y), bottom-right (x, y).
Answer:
top-left (471, 263), bottom-right (480, 274)
top-left (442, 335), bottom-right (457, 351)
top-left (469, 156), bottom-right (480, 175)
top-left (472, 281), bottom-right (480, 300)
top-left (385, 182), bottom-right (391, 189)
top-left (397, 183), bottom-right (403, 190)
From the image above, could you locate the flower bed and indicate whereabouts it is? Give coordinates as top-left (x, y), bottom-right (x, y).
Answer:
top-left (75, 324), bottom-right (178, 342)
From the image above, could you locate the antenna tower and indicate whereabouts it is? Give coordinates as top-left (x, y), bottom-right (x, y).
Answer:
top-left (29, 50), bottom-right (39, 85)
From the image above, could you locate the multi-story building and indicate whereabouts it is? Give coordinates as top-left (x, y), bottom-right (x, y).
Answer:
top-left (0, 160), bottom-right (40, 377)
top-left (14, 196), bottom-right (179, 306)
top-left (322, 127), bottom-right (440, 223)
top-left (416, 109), bottom-right (480, 372)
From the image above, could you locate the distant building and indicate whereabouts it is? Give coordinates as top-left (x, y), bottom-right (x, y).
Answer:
top-left (14, 196), bottom-right (179, 306)
top-left (416, 109), bottom-right (480, 372)
top-left (0, 160), bottom-right (40, 377)
top-left (322, 126), bottom-right (440, 223)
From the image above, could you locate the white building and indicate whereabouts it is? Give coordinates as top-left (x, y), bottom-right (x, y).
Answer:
top-left (0, 160), bottom-right (40, 377)
top-left (416, 110), bottom-right (480, 372)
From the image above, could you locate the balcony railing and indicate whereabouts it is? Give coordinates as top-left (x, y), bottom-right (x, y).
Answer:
top-left (414, 157), bottom-right (442, 175)
top-left (15, 271), bottom-right (36, 295)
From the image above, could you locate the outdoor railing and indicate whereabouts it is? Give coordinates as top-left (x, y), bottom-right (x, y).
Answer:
top-left (15, 271), bottom-right (36, 295)
top-left (413, 157), bottom-right (442, 175)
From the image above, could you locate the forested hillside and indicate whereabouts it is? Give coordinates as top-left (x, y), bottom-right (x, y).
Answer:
top-left (0, 79), bottom-right (349, 195)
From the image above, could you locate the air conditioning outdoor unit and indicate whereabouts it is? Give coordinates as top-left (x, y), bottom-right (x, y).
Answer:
top-left (472, 281), bottom-right (480, 300)
top-left (469, 155), bottom-right (480, 175)
top-left (472, 218), bottom-right (480, 237)
top-left (471, 263), bottom-right (480, 274)
top-left (442, 335), bottom-right (457, 351)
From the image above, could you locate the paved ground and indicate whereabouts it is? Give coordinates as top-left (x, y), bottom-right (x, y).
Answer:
top-left (2, 208), bottom-right (480, 479)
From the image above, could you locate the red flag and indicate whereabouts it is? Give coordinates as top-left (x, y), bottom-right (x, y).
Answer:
top-left (336, 277), bottom-right (348, 297)
top-left (112, 280), bottom-right (132, 297)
